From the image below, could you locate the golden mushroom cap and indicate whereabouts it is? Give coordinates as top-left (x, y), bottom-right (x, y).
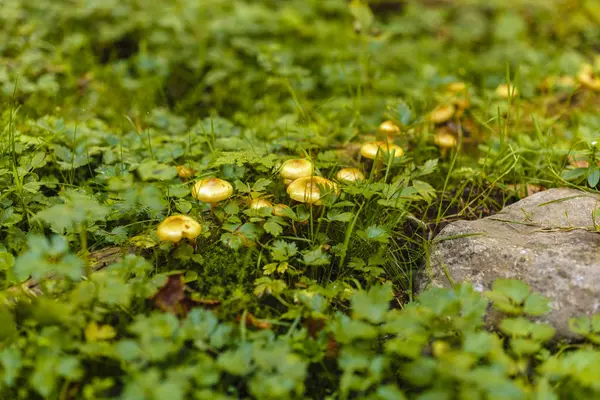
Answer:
top-left (273, 203), bottom-right (292, 217)
top-left (176, 165), bottom-right (195, 179)
top-left (360, 141), bottom-right (404, 160)
top-left (250, 198), bottom-right (273, 210)
top-left (378, 120), bottom-right (401, 135)
top-left (447, 82), bottom-right (467, 93)
top-left (336, 167), bottom-right (365, 183)
top-left (192, 178), bottom-right (233, 203)
top-left (280, 159), bottom-right (314, 182)
top-left (156, 215), bottom-right (202, 243)
top-left (495, 83), bottom-right (519, 98)
top-left (429, 104), bottom-right (456, 124)
top-left (287, 176), bottom-right (339, 205)
top-left (434, 130), bottom-right (457, 149)
top-left (577, 65), bottom-right (600, 91)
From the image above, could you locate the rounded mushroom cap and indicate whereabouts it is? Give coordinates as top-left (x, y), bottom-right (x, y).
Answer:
top-left (280, 159), bottom-right (314, 182)
top-left (176, 165), bottom-right (195, 179)
top-left (577, 65), bottom-right (600, 91)
top-left (287, 176), bottom-right (339, 205)
top-left (447, 82), bottom-right (467, 93)
top-left (429, 104), bottom-right (456, 124)
top-left (250, 198), bottom-right (273, 210)
top-left (495, 83), bottom-right (519, 98)
top-left (434, 130), bottom-right (457, 149)
top-left (192, 178), bottom-right (233, 203)
top-left (336, 167), bottom-right (365, 183)
top-left (378, 120), bottom-right (401, 135)
top-left (360, 141), bottom-right (404, 160)
top-left (157, 215), bottom-right (202, 243)
top-left (273, 203), bottom-right (292, 217)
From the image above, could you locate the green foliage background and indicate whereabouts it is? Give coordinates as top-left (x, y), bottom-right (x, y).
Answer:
top-left (1, 0), bottom-right (600, 398)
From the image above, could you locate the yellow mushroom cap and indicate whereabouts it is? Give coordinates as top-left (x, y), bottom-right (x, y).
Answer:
top-left (176, 165), bottom-right (195, 179)
top-left (156, 215), bottom-right (202, 243)
top-left (280, 159), bottom-right (314, 182)
top-left (360, 141), bottom-right (404, 160)
top-left (336, 167), bottom-right (365, 183)
top-left (192, 178), bottom-right (233, 203)
top-left (273, 203), bottom-right (292, 217)
top-left (495, 83), bottom-right (519, 98)
top-left (447, 82), bottom-right (467, 93)
top-left (429, 104), bottom-right (456, 124)
top-left (434, 130), bottom-right (457, 149)
top-left (287, 176), bottom-right (339, 205)
top-left (250, 198), bottom-right (273, 210)
top-left (577, 65), bottom-right (600, 91)
top-left (377, 120), bottom-right (401, 135)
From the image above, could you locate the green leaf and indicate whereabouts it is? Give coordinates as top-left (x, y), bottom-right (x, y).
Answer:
top-left (523, 294), bottom-right (551, 316)
top-left (217, 345), bottom-right (253, 376)
top-left (357, 225), bottom-right (390, 244)
top-left (396, 100), bottom-right (413, 126)
top-left (491, 279), bottom-right (530, 305)
top-left (349, 0), bottom-right (374, 31)
top-left (252, 178), bottom-right (272, 192)
top-left (326, 209), bottom-right (354, 222)
top-left (351, 282), bottom-right (393, 324)
top-left (137, 160), bottom-right (178, 181)
top-left (302, 248), bottom-right (330, 266)
top-left (0, 251), bottom-right (15, 271)
top-left (0, 347), bottom-right (22, 386)
top-left (0, 308), bottom-right (17, 340)
top-left (271, 240), bottom-right (298, 261)
top-left (589, 166), bottom-right (600, 187)
top-left (264, 219), bottom-right (283, 237)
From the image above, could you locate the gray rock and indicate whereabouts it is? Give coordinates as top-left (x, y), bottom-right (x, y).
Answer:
top-left (422, 188), bottom-right (600, 338)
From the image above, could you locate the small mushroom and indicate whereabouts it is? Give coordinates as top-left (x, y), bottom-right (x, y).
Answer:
top-left (336, 167), bottom-right (365, 183)
top-left (434, 129), bottom-right (457, 149)
top-left (495, 83), bottom-right (519, 98)
top-left (192, 178), bottom-right (233, 204)
top-left (280, 159), bottom-right (314, 185)
top-left (250, 198), bottom-right (273, 210)
top-left (156, 215), bottom-right (202, 243)
top-left (360, 141), bottom-right (404, 160)
top-left (176, 165), bottom-right (195, 180)
top-left (429, 104), bottom-right (456, 125)
top-left (446, 82), bottom-right (467, 93)
top-left (577, 64), bottom-right (600, 91)
top-left (287, 176), bottom-right (339, 205)
top-left (378, 120), bottom-right (401, 136)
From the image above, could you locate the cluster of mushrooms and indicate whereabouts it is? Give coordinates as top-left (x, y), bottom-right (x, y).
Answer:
top-left (156, 65), bottom-right (600, 243)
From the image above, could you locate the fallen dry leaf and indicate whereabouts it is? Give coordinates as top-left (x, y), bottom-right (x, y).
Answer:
top-left (237, 312), bottom-right (272, 329)
top-left (150, 274), bottom-right (186, 315)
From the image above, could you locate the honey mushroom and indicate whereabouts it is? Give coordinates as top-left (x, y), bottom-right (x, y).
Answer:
top-left (192, 177), bottom-right (234, 214)
top-left (176, 165), bottom-right (195, 180)
top-left (577, 64), bottom-right (600, 91)
top-left (335, 167), bottom-right (365, 183)
top-left (429, 104), bottom-right (456, 125)
top-left (287, 176), bottom-right (339, 206)
top-left (249, 198), bottom-right (273, 210)
top-left (495, 83), bottom-right (519, 98)
top-left (433, 128), bottom-right (458, 157)
top-left (360, 141), bottom-right (404, 160)
top-left (156, 215), bottom-right (202, 244)
top-left (377, 120), bottom-right (401, 141)
top-left (279, 159), bottom-right (314, 185)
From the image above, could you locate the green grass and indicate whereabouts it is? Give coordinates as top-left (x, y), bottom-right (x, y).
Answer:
top-left (1, 0), bottom-right (600, 398)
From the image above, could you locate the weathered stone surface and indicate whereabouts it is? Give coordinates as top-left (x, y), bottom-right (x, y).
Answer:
top-left (422, 188), bottom-right (600, 338)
